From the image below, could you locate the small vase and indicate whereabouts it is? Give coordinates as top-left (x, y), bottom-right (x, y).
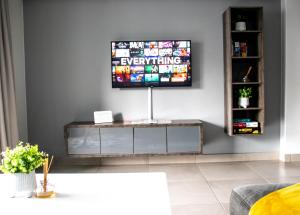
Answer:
top-left (9, 171), bottom-right (36, 198)
top-left (235, 21), bottom-right (246, 31)
top-left (239, 97), bottom-right (249, 108)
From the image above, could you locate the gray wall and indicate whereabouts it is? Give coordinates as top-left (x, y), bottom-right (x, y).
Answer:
top-left (23, 0), bottom-right (282, 156)
top-left (282, 0), bottom-right (300, 154)
top-left (9, 0), bottom-right (27, 141)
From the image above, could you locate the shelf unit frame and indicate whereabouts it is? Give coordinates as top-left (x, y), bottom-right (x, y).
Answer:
top-left (223, 7), bottom-right (265, 136)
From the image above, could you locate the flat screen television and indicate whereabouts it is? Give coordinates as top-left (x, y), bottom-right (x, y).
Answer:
top-left (111, 40), bottom-right (192, 88)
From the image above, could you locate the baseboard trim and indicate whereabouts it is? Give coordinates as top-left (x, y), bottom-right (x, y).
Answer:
top-left (289, 154), bottom-right (300, 162)
top-left (278, 153), bottom-right (300, 162)
top-left (54, 152), bottom-right (280, 166)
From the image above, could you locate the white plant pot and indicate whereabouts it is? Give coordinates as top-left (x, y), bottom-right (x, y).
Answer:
top-left (239, 97), bottom-right (249, 108)
top-left (9, 171), bottom-right (36, 198)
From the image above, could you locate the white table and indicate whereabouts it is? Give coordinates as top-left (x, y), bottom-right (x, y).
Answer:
top-left (0, 172), bottom-right (171, 215)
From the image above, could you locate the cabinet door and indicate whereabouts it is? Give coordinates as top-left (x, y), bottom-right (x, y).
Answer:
top-left (100, 128), bottom-right (133, 154)
top-left (167, 126), bottom-right (201, 153)
top-left (67, 128), bottom-right (100, 154)
top-left (134, 127), bottom-right (166, 154)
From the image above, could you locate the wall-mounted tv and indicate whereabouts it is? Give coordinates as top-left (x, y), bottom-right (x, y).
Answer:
top-left (111, 40), bottom-right (192, 88)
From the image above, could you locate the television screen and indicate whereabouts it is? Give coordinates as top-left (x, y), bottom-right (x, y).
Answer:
top-left (111, 40), bottom-right (192, 88)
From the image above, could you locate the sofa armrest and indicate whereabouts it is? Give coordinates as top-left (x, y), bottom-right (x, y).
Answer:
top-left (229, 183), bottom-right (293, 215)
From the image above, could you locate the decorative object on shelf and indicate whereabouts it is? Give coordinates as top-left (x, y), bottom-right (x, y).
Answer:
top-left (94, 111), bottom-right (113, 123)
top-left (235, 14), bottom-right (247, 31)
top-left (233, 42), bottom-right (241, 56)
top-left (232, 42), bottom-right (247, 57)
top-left (238, 87), bottom-right (252, 108)
top-left (240, 42), bottom-right (248, 57)
top-left (243, 66), bottom-right (253, 82)
top-left (0, 142), bottom-right (47, 197)
top-left (36, 156), bottom-right (55, 198)
top-left (235, 21), bottom-right (246, 31)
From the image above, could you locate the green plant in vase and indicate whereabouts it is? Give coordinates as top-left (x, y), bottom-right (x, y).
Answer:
top-left (0, 141), bottom-right (47, 197)
top-left (238, 87), bottom-right (252, 108)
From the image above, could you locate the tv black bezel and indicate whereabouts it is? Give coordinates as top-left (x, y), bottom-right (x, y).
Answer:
top-left (111, 40), bottom-right (192, 88)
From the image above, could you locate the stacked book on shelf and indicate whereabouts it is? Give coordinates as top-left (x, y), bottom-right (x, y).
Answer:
top-left (233, 118), bottom-right (260, 134)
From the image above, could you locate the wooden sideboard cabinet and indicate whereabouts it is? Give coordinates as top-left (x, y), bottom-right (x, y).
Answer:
top-left (64, 120), bottom-right (203, 157)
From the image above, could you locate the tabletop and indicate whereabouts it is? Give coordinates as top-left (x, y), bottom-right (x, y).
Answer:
top-left (0, 172), bottom-right (171, 215)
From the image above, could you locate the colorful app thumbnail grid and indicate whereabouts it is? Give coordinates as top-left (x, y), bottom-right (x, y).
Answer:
top-left (145, 65), bottom-right (159, 73)
top-left (144, 48), bottom-right (159, 57)
top-left (130, 65), bottom-right (144, 74)
top-left (144, 41), bottom-right (158, 49)
top-left (116, 49), bottom-right (130, 57)
top-left (158, 41), bottom-right (173, 48)
top-left (115, 66), bottom-right (130, 74)
top-left (159, 48), bottom-right (173, 57)
top-left (130, 42), bottom-right (144, 49)
top-left (131, 74), bottom-right (144, 82)
top-left (145, 74), bottom-right (159, 82)
top-left (173, 48), bottom-right (190, 57)
top-left (112, 40), bottom-right (191, 86)
top-left (113, 41), bottom-right (130, 49)
top-left (173, 65), bottom-right (187, 73)
top-left (159, 65), bottom-right (173, 73)
top-left (171, 73), bottom-right (187, 82)
top-left (160, 74), bottom-right (171, 82)
top-left (130, 49), bottom-right (144, 57)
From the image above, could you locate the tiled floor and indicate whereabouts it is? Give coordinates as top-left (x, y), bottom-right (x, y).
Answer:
top-left (51, 161), bottom-right (300, 215)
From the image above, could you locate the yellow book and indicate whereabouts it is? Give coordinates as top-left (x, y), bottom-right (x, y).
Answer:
top-left (239, 128), bottom-right (252, 132)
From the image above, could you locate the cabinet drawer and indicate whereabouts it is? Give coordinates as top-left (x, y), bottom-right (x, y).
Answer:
top-left (100, 128), bottom-right (133, 154)
top-left (134, 127), bottom-right (166, 154)
top-left (167, 126), bottom-right (201, 153)
top-left (67, 128), bottom-right (100, 154)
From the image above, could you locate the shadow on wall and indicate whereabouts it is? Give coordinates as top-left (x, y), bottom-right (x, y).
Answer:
top-left (113, 112), bottom-right (124, 121)
top-left (191, 41), bottom-right (203, 89)
top-left (202, 121), bottom-right (225, 144)
top-left (202, 120), bottom-right (235, 154)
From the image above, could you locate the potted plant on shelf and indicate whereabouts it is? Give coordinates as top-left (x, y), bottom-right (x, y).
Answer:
top-left (0, 142), bottom-right (47, 197)
top-left (238, 87), bottom-right (252, 108)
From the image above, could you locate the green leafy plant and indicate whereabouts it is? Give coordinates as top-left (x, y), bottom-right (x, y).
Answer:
top-left (239, 87), bottom-right (252, 98)
top-left (0, 142), bottom-right (47, 174)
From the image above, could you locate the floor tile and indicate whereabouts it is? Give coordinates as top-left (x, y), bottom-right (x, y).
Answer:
top-left (246, 161), bottom-right (300, 178)
top-left (172, 203), bottom-right (226, 215)
top-left (221, 202), bottom-right (230, 215)
top-left (198, 162), bottom-right (260, 181)
top-left (168, 180), bottom-right (219, 205)
top-left (149, 164), bottom-right (206, 182)
top-left (208, 178), bottom-right (267, 203)
top-left (290, 161), bottom-right (300, 167)
top-left (45, 160), bottom-right (300, 214)
top-left (265, 176), bottom-right (300, 184)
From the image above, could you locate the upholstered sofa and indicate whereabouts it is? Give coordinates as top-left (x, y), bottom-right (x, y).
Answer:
top-left (229, 183), bottom-right (292, 215)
